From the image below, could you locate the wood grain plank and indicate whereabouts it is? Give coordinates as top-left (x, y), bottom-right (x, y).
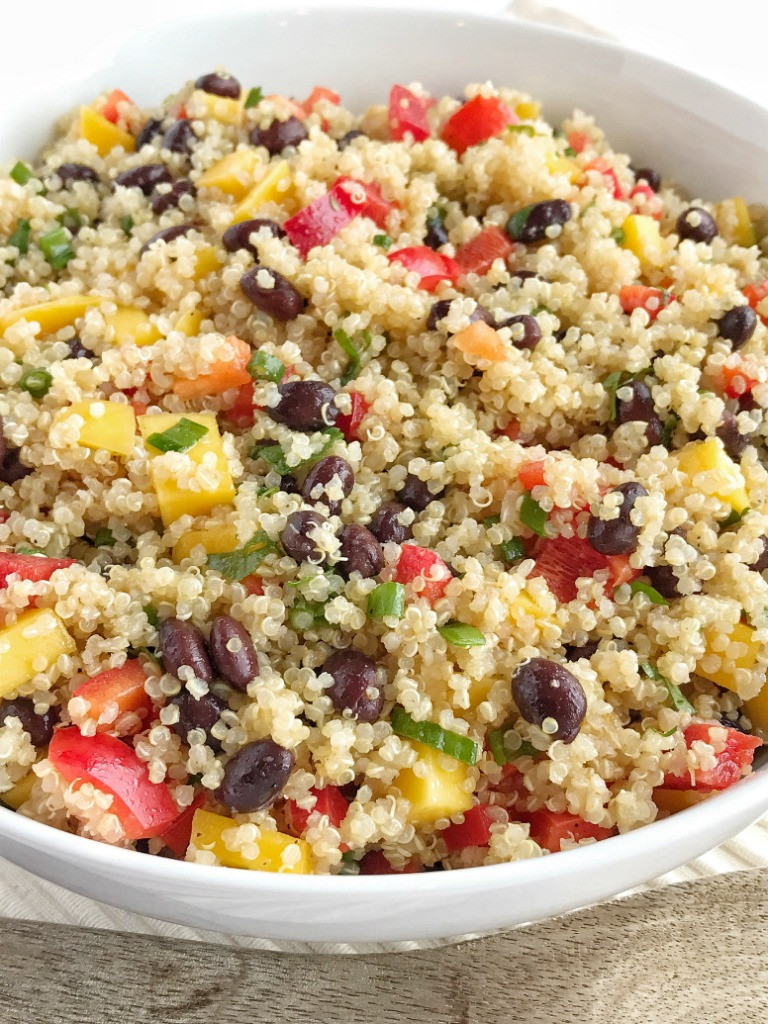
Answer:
top-left (0, 871), bottom-right (766, 1024)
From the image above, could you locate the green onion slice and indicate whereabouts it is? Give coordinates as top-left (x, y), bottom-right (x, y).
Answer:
top-left (8, 218), bottom-right (31, 255)
top-left (507, 124), bottom-right (537, 136)
top-left (244, 87), bottom-right (264, 109)
top-left (10, 161), bottom-right (33, 186)
top-left (93, 528), bottom-right (114, 547)
top-left (207, 530), bottom-right (277, 581)
top-left (146, 417), bottom-right (209, 453)
top-left (391, 706), bottom-right (478, 765)
top-left (520, 491), bottom-right (547, 537)
top-left (640, 661), bottom-right (694, 714)
top-left (438, 620), bottom-right (486, 647)
top-left (333, 327), bottom-right (372, 386)
top-left (247, 349), bottom-right (285, 384)
top-left (627, 580), bottom-right (669, 605)
top-left (18, 368), bottom-right (53, 398)
top-left (367, 581), bottom-right (405, 620)
top-left (563, 145), bottom-right (577, 157)
top-left (721, 506), bottom-right (747, 528)
top-left (143, 603), bottom-right (159, 628)
top-left (497, 537), bottom-right (527, 564)
top-left (610, 227), bottom-right (626, 245)
top-left (255, 426), bottom-right (343, 476)
top-left (120, 215), bottom-right (134, 236)
top-left (372, 233), bottom-right (392, 249)
top-left (289, 597), bottom-right (327, 631)
top-left (57, 208), bottom-right (82, 233)
top-left (506, 205), bottom-right (535, 241)
top-left (40, 226), bottom-right (75, 270)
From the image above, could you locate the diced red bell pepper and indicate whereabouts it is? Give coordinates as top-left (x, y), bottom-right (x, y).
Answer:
top-left (619, 285), bottom-right (675, 321)
top-left (0, 552), bottom-right (76, 590)
top-left (358, 850), bottom-right (421, 874)
top-left (71, 660), bottom-right (152, 736)
top-left (441, 804), bottom-right (493, 853)
top-left (49, 728), bottom-right (179, 840)
top-left (285, 786), bottom-right (350, 847)
top-left (241, 574), bottom-right (264, 597)
top-left (663, 723), bottom-right (761, 791)
top-left (158, 792), bottom-right (206, 858)
top-left (584, 157), bottom-right (623, 200)
top-left (102, 89), bottom-right (134, 125)
top-left (629, 183), bottom-right (654, 205)
top-left (284, 179), bottom-right (365, 259)
top-left (607, 554), bottom-right (641, 589)
top-left (388, 84), bottom-right (434, 143)
top-left (388, 245), bottom-right (461, 292)
top-left (491, 763), bottom-right (529, 810)
top-left (301, 86), bottom-right (341, 115)
top-left (628, 183), bottom-right (663, 221)
top-left (264, 94), bottom-right (308, 121)
top-left (743, 279), bottom-right (768, 324)
top-left (567, 130), bottom-right (591, 154)
top-left (441, 95), bottom-right (515, 156)
top-left (527, 809), bottom-right (615, 853)
top-left (722, 358), bottom-right (760, 398)
top-left (223, 380), bottom-right (256, 429)
top-left (517, 459), bottom-right (546, 491)
top-left (497, 420), bottom-right (520, 441)
top-left (454, 225), bottom-right (515, 276)
top-left (394, 544), bottom-right (453, 603)
top-left (333, 176), bottom-right (398, 230)
top-left (336, 391), bottom-right (371, 442)
top-left (532, 534), bottom-right (613, 603)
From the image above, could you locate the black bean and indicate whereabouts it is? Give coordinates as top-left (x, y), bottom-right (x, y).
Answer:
top-left (498, 313), bottom-right (542, 351)
top-left (338, 524), bottom-right (383, 579)
top-left (369, 501), bottom-right (413, 544)
top-left (250, 117), bottom-right (307, 155)
top-left (397, 473), bottom-right (444, 512)
top-left (158, 617), bottom-right (214, 684)
top-left (564, 639), bottom-right (600, 662)
top-left (633, 167), bottom-right (661, 192)
top-left (55, 163), bottom-right (100, 186)
top-left (716, 305), bottom-right (757, 349)
top-left (0, 697), bottom-right (59, 747)
top-left (163, 118), bottom-right (197, 154)
top-left (676, 206), bottom-right (718, 244)
top-left (269, 380), bottom-right (338, 431)
top-left (135, 118), bottom-right (163, 150)
top-left (240, 265), bottom-right (306, 321)
top-left (208, 615), bottom-right (259, 693)
top-left (509, 269), bottom-right (542, 284)
top-left (323, 649), bottom-right (383, 722)
top-left (216, 738), bottom-right (294, 813)
top-left (169, 688), bottom-right (227, 750)
top-left (67, 338), bottom-right (96, 361)
top-left (300, 455), bottom-right (354, 515)
top-left (750, 538), bottom-right (768, 573)
top-left (281, 510), bottom-right (328, 564)
top-left (511, 657), bottom-right (586, 743)
top-left (194, 72), bottom-right (241, 99)
top-left (716, 409), bottom-right (752, 459)
top-left (139, 223), bottom-right (195, 256)
top-left (507, 199), bottom-right (572, 244)
top-left (427, 300), bottom-right (494, 332)
top-left (281, 474), bottom-right (300, 494)
top-left (151, 178), bottom-right (196, 215)
top-left (0, 447), bottom-right (32, 485)
top-left (114, 163), bottom-right (172, 195)
top-left (425, 218), bottom-right (449, 250)
top-left (615, 379), bottom-right (664, 446)
top-left (587, 481), bottom-right (648, 556)
top-left (222, 218), bottom-right (285, 256)
top-left (644, 564), bottom-right (681, 599)
top-left (337, 129), bottom-right (365, 150)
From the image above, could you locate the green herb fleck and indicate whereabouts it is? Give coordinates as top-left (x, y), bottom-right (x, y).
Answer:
top-left (256, 426), bottom-right (343, 476)
top-left (564, 145), bottom-right (577, 157)
top-left (244, 86), bottom-right (264, 109)
top-left (146, 417), bottom-right (209, 454)
top-left (120, 215), bottom-right (134, 236)
top-left (333, 327), bottom-right (372, 386)
top-left (257, 485), bottom-right (280, 498)
top-left (520, 491), bottom-right (547, 537)
top-left (247, 349), bottom-right (285, 384)
top-left (531, 303), bottom-right (553, 315)
top-left (610, 227), bottom-right (626, 245)
top-left (14, 544), bottom-right (45, 555)
top-left (8, 218), bottom-right (31, 255)
top-left (338, 850), bottom-right (361, 875)
top-left (373, 233), bottom-right (393, 249)
top-left (289, 597), bottom-right (327, 631)
top-left (721, 506), bottom-right (747, 528)
top-left (57, 208), bottom-right (82, 233)
top-left (483, 514), bottom-right (501, 527)
top-left (640, 661), bottom-right (694, 714)
top-left (207, 530), bottom-right (277, 581)
top-left (497, 537), bottom-right (527, 564)
top-left (18, 368), bottom-right (52, 398)
top-left (601, 369), bottom-right (651, 420)
top-left (627, 580), bottom-right (669, 605)
top-left (40, 226), bottom-right (75, 270)
top-left (437, 620), bottom-right (486, 648)
top-left (367, 581), bottom-right (406, 620)
top-left (391, 706), bottom-right (478, 765)
top-left (93, 528), bottom-right (115, 547)
top-left (10, 161), bottom-right (33, 186)
top-left (661, 414), bottom-right (680, 449)
top-left (143, 603), bottom-right (159, 627)
top-left (506, 205), bottom-right (534, 241)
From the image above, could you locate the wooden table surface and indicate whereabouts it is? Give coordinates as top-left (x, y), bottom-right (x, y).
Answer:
top-left (1, 869), bottom-right (765, 1024)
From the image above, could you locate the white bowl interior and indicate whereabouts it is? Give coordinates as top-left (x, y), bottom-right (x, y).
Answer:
top-left (0, 7), bottom-right (767, 944)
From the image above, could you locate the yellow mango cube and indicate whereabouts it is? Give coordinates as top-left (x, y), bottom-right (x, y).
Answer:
top-left (192, 245), bottom-right (223, 281)
top-left (0, 295), bottom-right (102, 345)
top-left (190, 809), bottom-right (312, 872)
top-left (515, 100), bottom-right (541, 120)
top-left (746, 681), bottom-right (768, 737)
top-left (0, 610), bottom-right (75, 696)
top-left (1, 771), bottom-right (37, 810)
top-left (230, 160), bottom-right (291, 224)
top-left (396, 742), bottom-right (473, 827)
top-left (654, 789), bottom-right (716, 815)
top-left (621, 214), bottom-right (663, 268)
top-left (172, 524), bottom-right (240, 563)
top-left (58, 400), bottom-right (136, 458)
top-left (174, 309), bottom-right (204, 336)
top-left (677, 438), bottom-right (749, 514)
top-left (198, 150), bottom-right (261, 199)
top-left (188, 89), bottom-right (243, 126)
top-left (546, 153), bottom-right (583, 184)
top-left (79, 106), bottom-right (135, 156)
top-left (105, 306), bottom-right (162, 348)
top-left (138, 413), bottom-right (235, 525)
top-left (698, 620), bottom-right (763, 694)
top-left (714, 197), bottom-right (756, 248)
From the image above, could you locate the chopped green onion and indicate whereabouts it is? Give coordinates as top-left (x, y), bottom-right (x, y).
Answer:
top-left (120, 215), bottom-right (134, 236)
top-left (244, 86), bottom-right (264, 109)
top-left (40, 226), bottom-right (75, 270)
top-left (285, 567), bottom-right (334, 588)
top-left (488, 720), bottom-right (542, 766)
top-left (143, 603), bottom-right (159, 628)
top-left (8, 218), bottom-right (31, 255)
top-left (610, 227), bottom-right (626, 245)
top-left (721, 506), bottom-right (747, 528)
top-left (57, 207), bottom-right (82, 233)
top-left (207, 530), bottom-right (277, 581)
top-left (289, 597), bottom-right (327, 631)
top-left (257, 485), bottom-right (280, 498)
top-left (333, 328), bottom-right (372, 386)
top-left (506, 205), bottom-right (535, 241)
top-left (438, 620), bottom-right (486, 648)
top-left (247, 349), bottom-right (285, 384)
top-left (10, 161), bottom-right (33, 186)
top-left (646, 725), bottom-right (678, 738)
top-left (520, 491), bottom-right (547, 537)
top-left (255, 426), bottom-right (343, 476)
top-left (14, 544), bottom-right (45, 555)
top-left (338, 850), bottom-right (362, 875)
top-left (531, 303), bottom-right (552, 315)
top-left (640, 661), bottom-right (694, 714)
top-left (372, 233), bottom-right (393, 249)
top-left (661, 414), bottom-right (680, 449)
top-left (505, 736), bottom-right (539, 760)
top-left (627, 580), bottom-right (669, 605)
top-left (488, 727), bottom-right (507, 766)
top-left (601, 368), bottom-right (651, 420)
top-left (497, 537), bottom-right (527, 565)
top-left (18, 368), bottom-right (53, 398)
top-left (93, 528), bottom-right (114, 547)
top-left (146, 417), bottom-right (209, 453)
top-left (563, 145), bottom-right (577, 157)
top-left (507, 124), bottom-right (537, 137)
top-left (483, 514), bottom-right (501, 527)
top-left (391, 706), bottom-right (478, 765)
top-left (367, 581), bottom-right (406, 620)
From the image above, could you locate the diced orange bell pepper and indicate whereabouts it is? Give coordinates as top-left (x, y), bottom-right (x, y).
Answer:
top-left (452, 320), bottom-right (508, 362)
top-left (517, 459), bottom-right (546, 490)
top-left (301, 86), bottom-right (341, 115)
top-left (71, 660), bottom-right (152, 735)
top-left (743, 280), bottom-right (768, 325)
top-left (172, 336), bottom-right (252, 400)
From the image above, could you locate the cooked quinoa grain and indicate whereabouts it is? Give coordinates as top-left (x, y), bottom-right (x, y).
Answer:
top-left (0, 77), bottom-right (766, 874)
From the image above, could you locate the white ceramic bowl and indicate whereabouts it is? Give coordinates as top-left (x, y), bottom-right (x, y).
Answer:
top-left (1, 6), bottom-right (768, 944)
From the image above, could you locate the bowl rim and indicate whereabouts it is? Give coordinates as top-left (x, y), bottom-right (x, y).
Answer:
top-left (2, 3), bottom-right (768, 897)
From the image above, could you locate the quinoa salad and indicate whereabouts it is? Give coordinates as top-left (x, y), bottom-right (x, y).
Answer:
top-left (0, 71), bottom-right (767, 877)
